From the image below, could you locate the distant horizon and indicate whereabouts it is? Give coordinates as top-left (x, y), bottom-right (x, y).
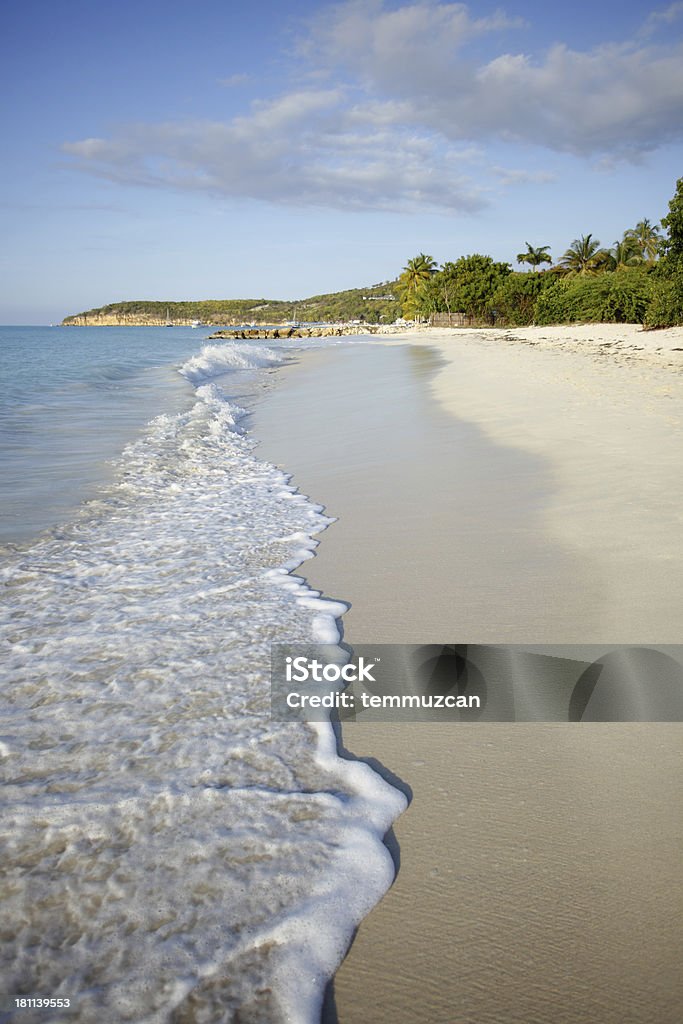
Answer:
top-left (3, 274), bottom-right (406, 326)
top-left (1, 275), bottom-right (401, 326)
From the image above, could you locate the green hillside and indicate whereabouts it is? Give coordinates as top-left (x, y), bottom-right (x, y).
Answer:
top-left (63, 282), bottom-right (401, 325)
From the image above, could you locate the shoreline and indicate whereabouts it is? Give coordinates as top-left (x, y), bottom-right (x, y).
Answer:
top-left (251, 328), bottom-right (683, 1023)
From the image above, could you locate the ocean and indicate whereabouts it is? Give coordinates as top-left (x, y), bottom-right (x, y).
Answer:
top-left (0, 326), bottom-right (405, 1023)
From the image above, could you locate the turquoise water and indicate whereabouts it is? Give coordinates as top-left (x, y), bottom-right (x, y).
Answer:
top-left (0, 326), bottom-right (201, 543)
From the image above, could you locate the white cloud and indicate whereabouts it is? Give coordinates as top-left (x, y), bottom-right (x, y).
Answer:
top-left (640, 2), bottom-right (683, 36)
top-left (217, 73), bottom-right (250, 87)
top-left (61, 1), bottom-right (683, 213)
top-left (459, 42), bottom-right (683, 155)
top-left (491, 166), bottom-right (557, 187)
top-left (302, 1), bottom-right (524, 101)
top-left (307, 2), bottom-right (683, 157)
top-left (63, 92), bottom-right (488, 213)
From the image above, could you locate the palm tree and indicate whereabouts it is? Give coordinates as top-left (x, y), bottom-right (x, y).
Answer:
top-left (606, 236), bottom-right (642, 271)
top-left (624, 219), bottom-right (662, 264)
top-left (398, 253), bottom-right (438, 319)
top-left (516, 242), bottom-right (552, 271)
top-left (558, 234), bottom-right (607, 276)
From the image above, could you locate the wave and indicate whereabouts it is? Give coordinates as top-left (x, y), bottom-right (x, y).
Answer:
top-left (0, 339), bottom-right (405, 1023)
top-left (179, 341), bottom-right (285, 386)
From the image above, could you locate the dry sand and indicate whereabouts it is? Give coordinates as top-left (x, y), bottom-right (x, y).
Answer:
top-left (426, 321), bottom-right (683, 369)
top-left (388, 324), bottom-right (683, 640)
top-left (251, 325), bottom-right (683, 1024)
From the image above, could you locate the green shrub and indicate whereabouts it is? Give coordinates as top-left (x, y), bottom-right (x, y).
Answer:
top-left (534, 269), bottom-right (652, 324)
top-left (600, 270), bottom-right (653, 323)
top-left (492, 272), bottom-right (555, 326)
top-left (533, 279), bottom-right (572, 324)
top-left (644, 272), bottom-right (683, 328)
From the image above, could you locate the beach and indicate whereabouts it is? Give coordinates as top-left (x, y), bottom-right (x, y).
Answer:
top-left (252, 325), bottom-right (683, 1023)
top-left (2, 322), bottom-right (681, 1022)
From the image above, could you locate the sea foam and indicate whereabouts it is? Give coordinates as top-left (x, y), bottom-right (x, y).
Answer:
top-left (179, 341), bottom-right (285, 385)
top-left (0, 340), bottom-right (406, 1022)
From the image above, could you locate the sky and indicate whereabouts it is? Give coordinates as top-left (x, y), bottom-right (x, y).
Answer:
top-left (2, 0), bottom-right (683, 323)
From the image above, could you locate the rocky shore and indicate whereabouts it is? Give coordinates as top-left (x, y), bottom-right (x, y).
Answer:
top-left (207, 324), bottom-right (390, 340)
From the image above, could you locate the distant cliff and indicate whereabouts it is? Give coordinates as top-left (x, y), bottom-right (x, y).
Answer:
top-left (61, 285), bottom-right (400, 327)
top-left (62, 299), bottom-right (276, 327)
top-left (64, 311), bottom-right (201, 326)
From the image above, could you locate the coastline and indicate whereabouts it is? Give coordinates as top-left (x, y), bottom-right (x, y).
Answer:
top-left (252, 327), bottom-right (683, 1023)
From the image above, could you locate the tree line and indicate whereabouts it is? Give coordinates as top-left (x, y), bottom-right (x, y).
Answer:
top-left (397, 177), bottom-right (683, 329)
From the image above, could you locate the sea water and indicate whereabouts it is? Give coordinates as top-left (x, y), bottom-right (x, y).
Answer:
top-left (0, 326), bottom-right (405, 1023)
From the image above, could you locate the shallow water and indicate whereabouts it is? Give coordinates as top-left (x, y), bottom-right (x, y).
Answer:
top-left (0, 329), bottom-right (405, 1022)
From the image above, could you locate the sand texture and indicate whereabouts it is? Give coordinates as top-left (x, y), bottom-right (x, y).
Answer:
top-left (251, 327), bottom-right (683, 1024)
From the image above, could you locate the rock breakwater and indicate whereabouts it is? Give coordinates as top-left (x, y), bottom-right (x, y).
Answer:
top-left (207, 325), bottom-right (384, 340)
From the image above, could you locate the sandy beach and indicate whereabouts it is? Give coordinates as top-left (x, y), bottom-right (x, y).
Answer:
top-left (252, 323), bottom-right (683, 1024)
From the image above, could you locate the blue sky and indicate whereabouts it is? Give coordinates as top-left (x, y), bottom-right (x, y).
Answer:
top-left (2, 0), bottom-right (683, 323)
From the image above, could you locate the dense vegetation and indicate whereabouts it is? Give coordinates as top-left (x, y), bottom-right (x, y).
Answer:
top-left (63, 284), bottom-right (400, 326)
top-left (396, 176), bottom-right (683, 328)
top-left (645, 177), bottom-right (683, 328)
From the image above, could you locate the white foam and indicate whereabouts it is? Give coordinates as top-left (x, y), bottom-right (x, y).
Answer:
top-left (0, 339), bottom-right (406, 1023)
top-left (179, 341), bottom-right (284, 385)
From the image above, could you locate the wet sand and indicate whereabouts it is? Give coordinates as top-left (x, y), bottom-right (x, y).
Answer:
top-left (251, 333), bottom-right (683, 1024)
